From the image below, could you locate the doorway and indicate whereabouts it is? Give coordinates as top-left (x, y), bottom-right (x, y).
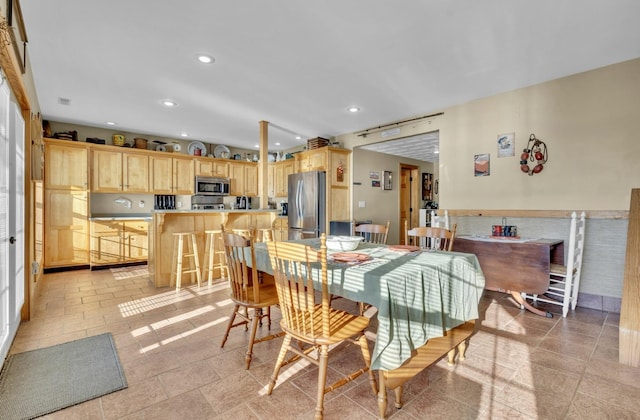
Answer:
top-left (399, 164), bottom-right (420, 245)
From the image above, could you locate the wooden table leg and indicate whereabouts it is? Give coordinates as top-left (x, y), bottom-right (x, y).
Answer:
top-left (510, 291), bottom-right (553, 318)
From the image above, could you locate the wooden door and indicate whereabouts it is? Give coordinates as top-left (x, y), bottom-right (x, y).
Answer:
top-left (90, 221), bottom-right (122, 265)
top-left (124, 220), bottom-right (148, 261)
top-left (212, 161), bottom-right (229, 177)
top-left (244, 164), bottom-right (258, 196)
top-left (92, 149), bottom-right (122, 192)
top-left (399, 165), bottom-right (420, 245)
top-left (44, 190), bottom-right (89, 267)
top-left (268, 164), bottom-right (276, 197)
top-left (45, 142), bottom-right (88, 190)
top-left (123, 153), bottom-right (149, 192)
top-left (195, 160), bottom-right (214, 177)
top-left (150, 156), bottom-right (173, 193)
top-left (173, 158), bottom-right (195, 194)
top-left (229, 162), bottom-right (245, 196)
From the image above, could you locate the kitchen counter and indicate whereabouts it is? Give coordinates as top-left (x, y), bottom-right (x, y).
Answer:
top-left (90, 214), bottom-right (152, 221)
top-left (148, 209), bottom-right (279, 287)
top-left (151, 209), bottom-right (279, 214)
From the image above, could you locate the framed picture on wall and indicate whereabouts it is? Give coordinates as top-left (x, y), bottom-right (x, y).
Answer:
top-left (422, 173), bottom-right (433, 200)
top-left (497, 133), bottom-right (515, 157)
top-left (474, 154), bottom-right (490, 176)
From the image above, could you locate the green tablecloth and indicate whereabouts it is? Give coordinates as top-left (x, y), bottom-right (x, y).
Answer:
top-left (253, 240), bottom-right (485, 371)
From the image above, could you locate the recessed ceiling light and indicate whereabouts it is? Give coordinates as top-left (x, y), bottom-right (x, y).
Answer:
top-left (106, 121), bottom-right (116, 126)
top-left (161, 99), bottom-right (177, 107)
top-left (254, 144), bottom-right (259, 148)
top-left (275, 142), bottom-right (281, 146)
top-left (197, 54), bottom-right (215, 64)
top-left (295, 136), bottom-right (302, 140)
top-left (180, 133), bottom-right (188, 137)
top-left (434, 150), bottom-right (440, 154)
top-left (348, 106), bottom-right (360, 113)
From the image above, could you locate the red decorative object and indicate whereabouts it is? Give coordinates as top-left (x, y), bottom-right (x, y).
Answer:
top-left (520, 134), bottom-right (548, 176)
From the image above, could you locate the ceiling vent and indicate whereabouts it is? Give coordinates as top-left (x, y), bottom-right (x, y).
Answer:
top-left (58, 97), bottom-right (71, 106)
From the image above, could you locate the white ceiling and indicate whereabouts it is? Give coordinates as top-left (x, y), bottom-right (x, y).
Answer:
top-left (20, 1), bottom-right (640, 162)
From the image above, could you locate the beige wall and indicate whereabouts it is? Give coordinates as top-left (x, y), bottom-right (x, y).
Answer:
top-left (340, 57), bottom-right (640, 211)
top-left (336, 58), bottom-right (640, 300)
top-left (351, 148), bottom-right (435, 244)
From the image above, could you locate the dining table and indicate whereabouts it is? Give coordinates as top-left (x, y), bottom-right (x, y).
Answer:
top-left (452, 235), bottom-right (564, 317)
top-left (251, 239), bottom-right (486, 418)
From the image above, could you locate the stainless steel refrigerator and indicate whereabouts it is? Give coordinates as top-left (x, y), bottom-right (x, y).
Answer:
top-left (288, 171), bottom-right (326, 239)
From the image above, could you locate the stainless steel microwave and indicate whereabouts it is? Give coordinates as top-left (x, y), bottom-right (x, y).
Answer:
top-left (194, 176), bottom-right (230, 196)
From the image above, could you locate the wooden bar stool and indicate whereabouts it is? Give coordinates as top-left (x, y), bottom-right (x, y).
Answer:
top-left (170, 232), bottom-right (202, 291)
top-left (202, 230), bottom-right (227, 285)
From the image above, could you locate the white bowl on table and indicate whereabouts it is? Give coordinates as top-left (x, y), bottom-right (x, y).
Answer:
top-left (326, 236), bottom-right (364, 251)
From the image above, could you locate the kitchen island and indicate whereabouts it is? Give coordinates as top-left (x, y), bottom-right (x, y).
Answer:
top-left (149, 209), bottom-right (279, 287)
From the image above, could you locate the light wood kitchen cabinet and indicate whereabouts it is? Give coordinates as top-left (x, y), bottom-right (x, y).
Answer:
top-left (44, 139), bottom-right (88, 190)
top-left (195, 159), bottom-right (229, 178)
top-left (272, 216), bottom-right (289, 241)
top-left (92, 149), bottom-right (149, 193)
top-left (229, 160), bottom-right (258, 196)
top-left (44, 189), bottom-right (89, 267)
top-left (294, 146), bottom-right (351, 227)
top-left (268, 160), bottom-right (295, 197)
top-left (90, 219), bottom-right (148, 266)
top-left (296, 148), bottom-right (327, 172)
top-left (150, 155), bottom-right (194, 194)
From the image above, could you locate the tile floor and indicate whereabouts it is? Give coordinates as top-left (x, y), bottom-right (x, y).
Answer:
top-left (8, 265), bottom-right (640, 419)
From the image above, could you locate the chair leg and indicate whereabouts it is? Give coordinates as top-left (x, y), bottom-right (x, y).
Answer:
top-left (245, 308), bottom-right (261, 369)
top-left (220, 305), bottom-right (239, 348)
top-left (357, 334), bottom-right (377, 395)
top-left (314, 344), bottom-right (329, 420)
top-left (267, 334), bottom-right (292, 395)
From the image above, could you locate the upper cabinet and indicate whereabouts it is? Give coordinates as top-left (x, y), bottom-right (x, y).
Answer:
top-left (195, 159), bottom-right (229, 178)
top-left (268, 159), bottom-right (295, 197)
top-left (92, 149), bottom-right (149, 193)
top-left (295, 147), bottom-right (350, 186)
top-left (44, 139), bottom-right (88, 190)
top-left (229, 160), bottom-right (258, 196)
top-left (150, 155), bottom-right (194, 194)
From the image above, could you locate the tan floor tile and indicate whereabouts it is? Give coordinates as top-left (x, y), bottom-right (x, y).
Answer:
top-left (158, 358), bottom-right (222, 398)
top-left (100, 377), bottom-right (168, 419)
top-left (139, 389), bottom-right (216, 420)
top-left (10, 266), bottom-right (632, 420)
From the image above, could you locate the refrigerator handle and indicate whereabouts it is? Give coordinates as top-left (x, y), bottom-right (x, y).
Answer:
top-left (297, 179), bottom-right (303, 219)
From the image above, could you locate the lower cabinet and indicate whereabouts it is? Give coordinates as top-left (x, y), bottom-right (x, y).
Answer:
top-left (272, 217), bottom-right (289, 241)
top-left (44, 190), bottom-right (89, 268)
top-left (90, 219), bottom-right (148, 266)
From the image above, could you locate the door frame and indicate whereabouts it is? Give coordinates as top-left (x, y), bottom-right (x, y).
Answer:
top-left (399, 163), bottom-right (420, 245)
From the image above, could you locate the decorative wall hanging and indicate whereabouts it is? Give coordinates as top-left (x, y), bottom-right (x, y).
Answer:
top-left (383, 171), bottom-right (393, 190)
top-left (520, 133), bottom-right (548, 176)
top-left (497, 133), bottom-right (515, 157)
top-left (474, 154), bottom-right (490, 177)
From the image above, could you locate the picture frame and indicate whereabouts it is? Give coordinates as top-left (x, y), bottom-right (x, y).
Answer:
top-left (474, 153), bottom-right (490, 176)
top-left (383, 171), bottom-right (392, 190)
top-left (7, 0), bottom-right (28, 74)
top-left (497, 132), bottom-right (515, 157)
top-left (369, 171), bottom-right (380, 180)
top-left (421, 172), bottom-right (433, 200)
top-left (371, 180), bottom-right (381, 188)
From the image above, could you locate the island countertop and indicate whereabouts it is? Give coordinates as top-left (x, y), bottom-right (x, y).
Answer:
top-left (148, 209), bottom-right (279, 287)
top-left (151, 209), bottom-right (279, 214)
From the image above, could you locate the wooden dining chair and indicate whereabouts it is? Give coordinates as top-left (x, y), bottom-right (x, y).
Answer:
top-left (353, 220), bottom-right (390, 244)
top-left (523, 211), bottom-right (586, 317)
top-left (404, 220), bottom-right (457, 251)
top-left (220, 229), bottom-right (283, 369)
top-left (266, 234), bottom-right (377, 419)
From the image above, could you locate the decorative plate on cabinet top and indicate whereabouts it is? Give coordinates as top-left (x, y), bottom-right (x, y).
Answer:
top-left (188, 141), bottom-right (206, 156)
top-left (214, 144), bottom-right (231, 158)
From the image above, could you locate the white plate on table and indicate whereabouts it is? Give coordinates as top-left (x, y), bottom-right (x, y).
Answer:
top-left (214, 144), bottom-right (231, 158)
top-left (188, 141), bottom-right (206, 156)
